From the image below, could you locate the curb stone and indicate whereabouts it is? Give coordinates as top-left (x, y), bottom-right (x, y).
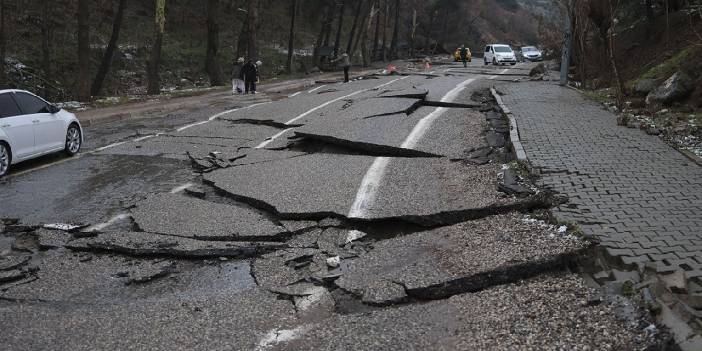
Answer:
top-left (490, 87), bottom-right (528, 163)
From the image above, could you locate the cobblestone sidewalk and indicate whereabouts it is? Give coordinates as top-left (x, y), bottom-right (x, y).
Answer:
top-left (497, 81), bottom-right (702, 285)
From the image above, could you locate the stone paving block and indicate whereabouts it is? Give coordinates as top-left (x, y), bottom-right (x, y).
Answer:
top-left (498, 81), bottom-right (702, 284)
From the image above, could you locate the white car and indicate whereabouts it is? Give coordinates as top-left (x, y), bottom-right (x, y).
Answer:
top-left (484, 44), bottom-right (517, 66)
top-left (0, 90), bottom-right (83, 177)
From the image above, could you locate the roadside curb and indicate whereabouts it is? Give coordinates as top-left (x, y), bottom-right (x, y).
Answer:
top-left (490, 87), bottom-right (528, 163)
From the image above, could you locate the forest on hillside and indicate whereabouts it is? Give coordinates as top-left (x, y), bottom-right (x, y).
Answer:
top-left (0, 0), bottom-right (559, 102)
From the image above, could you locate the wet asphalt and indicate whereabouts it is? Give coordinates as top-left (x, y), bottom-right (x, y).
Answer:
top-left (0, 60), bottom-right (654, 350)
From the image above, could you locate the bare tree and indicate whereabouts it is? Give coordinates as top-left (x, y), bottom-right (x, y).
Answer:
top-left (40, 0), bottom-right (51, 96)
top-left (205, 0), bottom-right (224, 86)
top-left (77, 0), bottom-right (91, 101)
top-left (372, 0), bottom-right (381, 60)
top-left (247, 0), bottom-right (259, 60)
top-left (361, 1), bottom-right (378, 66)
top-left (333, 0), bottom-right (346, 56)
top-left (381, 0), bottom-right (388, 61)
top-left (92, 0), bottom-right (127, 96)
top-left (286, 0), bottom-right (298, 73)
top-left (0, 0), bottom-right (4, 85)
top-left (147, 0), bottom-right (166, 95)
top-left (313, 1), bottom-right (332, 66)
top-left (236, 17), bottom-right (248, 60)
top-left (346, 0), bottom-right (365, 54)
top-left (607, 0), bottom-right (625, 107)
top-left (388, 0), bottom-right (400, 60)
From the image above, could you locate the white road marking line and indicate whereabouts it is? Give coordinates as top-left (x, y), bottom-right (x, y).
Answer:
top-left (255, 77), bottom-right (409, 149)
top-left (169, 182), bottom-right (194, 194)
top-left (347, 69), bottom-right (508, 219)
top-left (176, 120), bottom-right (210, 132)
top-left (133, 135), bottom-right (156, 142)
top-left (307, 85), bottom-right (327, 93)
top-left (84, 213), bottom-right (131, 232)
top-left (289, 91), bottom-right (302, 97)
top-left (255, 128), bottom-right (293, 149)
top-left (95, 141), bottom-right (127, 152)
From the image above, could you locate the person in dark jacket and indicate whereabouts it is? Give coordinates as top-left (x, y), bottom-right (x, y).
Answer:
top-left (459, 45), bottom-right (469, 68)
top-left (331, 52), bottom-right (351, 83)
top-left (239, 59), bottom-right (258, 94)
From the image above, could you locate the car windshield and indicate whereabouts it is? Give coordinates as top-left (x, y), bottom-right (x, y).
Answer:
top-left (494, 46), bottom-right (511, 53)
top-left (522, 47), bottom-right (537, 52)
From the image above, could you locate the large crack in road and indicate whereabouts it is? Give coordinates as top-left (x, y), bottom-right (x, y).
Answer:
top-left (0, 63), bottom-right (658, 350)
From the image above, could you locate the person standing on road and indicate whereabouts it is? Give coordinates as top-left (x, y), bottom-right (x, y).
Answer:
top-left (460, 45), bottom-right (469, 68)
top-left (331, 51), bottom-right (351, 83)
top-left (231, 57), bottom-right (245, 95)
top-left (239, 59), bottom-right (258, 94)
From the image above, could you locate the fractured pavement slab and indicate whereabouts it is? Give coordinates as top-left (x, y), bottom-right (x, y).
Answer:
top-left (270, 273), bottom-right (650, 351)
top-left (204, 153), bottom-right (375, 218)
top-left (131, 193), bottom-right (286, 241)
top-left (97, 136), bottom-right (248, 160)
top-left (204, 153), bottom-right (539, 224)
top-left (66, 231), bottom-right (287, 259)
top-left (335, 213), bottom-right (586, 302)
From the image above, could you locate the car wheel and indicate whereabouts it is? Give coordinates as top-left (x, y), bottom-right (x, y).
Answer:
top-left (65, 124), bottom-right (82, 156)
top-left (492, 58), bottom-right (497, 66)
top-left (0, 142), bottom-right (10, 177)
top-left (510, 63), bottom-right (516, 66)
top-left (484, 59), bottom-right (488, 66)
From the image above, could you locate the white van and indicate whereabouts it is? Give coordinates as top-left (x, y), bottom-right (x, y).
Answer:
top-left (484, 44), bottom-right (517, 66)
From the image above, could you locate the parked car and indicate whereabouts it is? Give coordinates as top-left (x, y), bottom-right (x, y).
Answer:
top-left (453, 47), bottom-right (472, 62)
top-left (484, 44), bottom-right (517, 66)
top-left (518, 46), bottom-right (543, 62)
top-left (0, 90), bottom-right (83, 177)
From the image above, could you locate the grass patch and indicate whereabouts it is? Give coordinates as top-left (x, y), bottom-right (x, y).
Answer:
top-left (582, 88), bottom-right (616, 105)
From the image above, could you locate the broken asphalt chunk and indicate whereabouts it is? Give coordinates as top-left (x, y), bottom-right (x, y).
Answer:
top-left (335, 214), bottom-right (586, 302)
top-left (132, 193), bottom-right (286, 241)
top-left (66, 231), bottom-right (287, 259)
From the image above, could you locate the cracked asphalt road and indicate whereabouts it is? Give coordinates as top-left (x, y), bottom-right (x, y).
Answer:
top-left (0, 60), bottom-right (656, 350)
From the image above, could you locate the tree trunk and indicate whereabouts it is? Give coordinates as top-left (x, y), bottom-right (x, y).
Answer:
top-left (607, 0), bottom-right (625, 107)
top-left (352, 0), bottom-right (370, 56)
top-left (645, 0), bottom-right (654, 22)
top-left (0, 0), bottom-right (5, 85)
top-left (147, 0), bottom-right (166, 95)
top-left (333, 0), bottom-right (346, 56)
top-left (205, 0), bottom-right (224, 86)
top-left (247, 0), bottom-right (259, 60)
top-left (346, 0), bottom-right (364, 54)
top-left (286, 0), bottom-right (298, 73)
top-left (92, 0), bottom-right (127, 96)
top-left (361, 2), bottom-right (375, 66)
top-left (77, 0), bottom-right (91, 101)
top-left (381, 0), bottom-right (388, 61)
top-left (409, 8), bottom-right (416, 57)
top-left (41, 0), bottom-right (51, 97)
top-left (372, 0), bottom-right (380, 61)
top-left (313, 1), bottom-right (331, 66)
top-left (236, 18), bottom-right (248, 60)
top-left (388, 0), bottom-right (400, 60)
